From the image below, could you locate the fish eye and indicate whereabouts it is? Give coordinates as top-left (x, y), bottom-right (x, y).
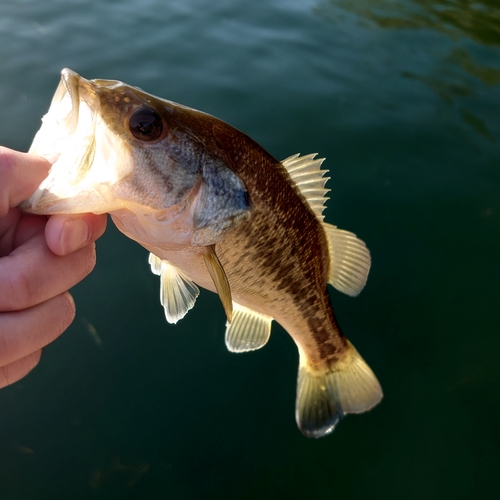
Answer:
top-left (129, 109), bottom-right (163, 141)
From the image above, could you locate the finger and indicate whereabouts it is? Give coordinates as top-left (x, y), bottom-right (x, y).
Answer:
top-left (0, 292), bottom-right (75, 367)
top-left (0, 227), bottom-right (96, 311)
top-left (0, 209), bottom-right (22, 256)
top-left (2, 212), bottom-right (49, 259)
top-left (0, 350), bottom-right (42, 389)
top-left (45, 213), bottom-right (107, 256)
top-left (0, 147), bottom-right (51, 216)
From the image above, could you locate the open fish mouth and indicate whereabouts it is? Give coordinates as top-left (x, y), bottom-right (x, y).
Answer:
top-left (21, 68), bottom-right (252, 250)
top-left (22, 68), bottom-right (123, 214)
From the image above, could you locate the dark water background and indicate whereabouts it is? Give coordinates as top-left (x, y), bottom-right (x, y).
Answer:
top-left (1, 0), bottom-right (499, 498)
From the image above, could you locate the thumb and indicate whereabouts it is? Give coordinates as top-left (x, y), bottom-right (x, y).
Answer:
top-left (0, 147), bottom-right (51, 217)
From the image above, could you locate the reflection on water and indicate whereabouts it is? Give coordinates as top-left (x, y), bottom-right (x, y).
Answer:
top-left (402, 46), bottom-right (500, 140)
top-left (401, 66), bottom-right (472, 105)
top-left (318, 0), bottom-right (500, 142)
top-left (450, 48), bottom-right (500, 86)
top-left (329, 0), bottom-right (500, 46)
top-left (460, 108), bottom-right (494, 141)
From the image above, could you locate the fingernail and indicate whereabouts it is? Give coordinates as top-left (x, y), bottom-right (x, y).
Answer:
top-left (60, 219), bottom-right (90, 255)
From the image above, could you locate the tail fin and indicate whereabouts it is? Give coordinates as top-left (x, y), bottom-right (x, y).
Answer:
top-left (295, 341), bottom-right (382, 438)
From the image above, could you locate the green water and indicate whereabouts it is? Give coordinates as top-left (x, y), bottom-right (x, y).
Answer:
top-left (0, 0), bottom-right (499, 498)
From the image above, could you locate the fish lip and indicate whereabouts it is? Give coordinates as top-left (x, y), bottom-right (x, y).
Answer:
top-left (60, 68), bottom-right (81, 134)
top-left (21, 68), bottom-right (104, 214)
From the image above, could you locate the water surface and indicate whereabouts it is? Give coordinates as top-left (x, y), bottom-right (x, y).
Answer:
top-left (0, 0), bottom-right (499, 498)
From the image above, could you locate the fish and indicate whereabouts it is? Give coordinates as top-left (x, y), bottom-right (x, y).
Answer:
top-left (21, 68), bottom-right (383, 437)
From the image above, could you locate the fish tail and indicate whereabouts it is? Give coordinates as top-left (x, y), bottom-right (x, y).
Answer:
top-left (295, 340), bottom-right (382, 438)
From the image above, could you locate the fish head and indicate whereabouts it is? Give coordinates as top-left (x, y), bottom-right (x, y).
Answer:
top-left (22, 68), bottom-right (252, 248)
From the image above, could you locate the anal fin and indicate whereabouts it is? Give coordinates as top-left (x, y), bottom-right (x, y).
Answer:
top-left (148, 253), bottom-right (200, 324)
top-left (295, 340), bottom-right (382, 438)
top-left (225, 302), bottom-right (273, 353)
top-left (324, 223), bottom-right (371, 297)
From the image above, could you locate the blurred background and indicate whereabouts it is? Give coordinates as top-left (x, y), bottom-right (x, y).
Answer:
top-left (0, 0), bottom-right (499, 498)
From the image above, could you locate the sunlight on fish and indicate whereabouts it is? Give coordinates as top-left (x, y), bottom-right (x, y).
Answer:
top-left (21, 68), bottom-right (383, 438)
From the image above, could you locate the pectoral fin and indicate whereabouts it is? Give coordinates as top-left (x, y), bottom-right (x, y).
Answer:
top-left (225, 302), bottom-right (273, 352)
top-left (148, 253), bottom-right (200, 324)
top-left (202, 245), bottom-right (233, 323)
top-left (323, 223), bottom-right (371, 297)
top-left (149, 253), bottom-right (163, 275)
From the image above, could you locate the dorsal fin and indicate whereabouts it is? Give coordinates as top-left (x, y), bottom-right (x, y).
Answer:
top-left (282, 154), bottom-right (370, 296)
top-left (282, 153), bottom-right (330, 221)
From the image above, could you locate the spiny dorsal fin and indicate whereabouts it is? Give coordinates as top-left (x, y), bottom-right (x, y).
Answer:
top-left (295, 340), bottom-right (383, 438)
top-left (148, 253), bottom-right (200, 324)
top-left (282, 153), bottom-right (330, 221)
top-left (225, 302), bottom-right (273, 352)
top-left (202, 245), bottom-right (233, 323)
top-left (323, 223), bottom-right (371, 297)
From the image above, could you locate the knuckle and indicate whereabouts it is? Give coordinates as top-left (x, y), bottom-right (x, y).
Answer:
top-left (0, 332), bottom-right (9, 364)
top-left (0, 146), bottom-right (16, 170)
top-left (78, 243), bottom-right (97, 278)
top-left (0, 149), bottom-right (16, 218)
top-left (2, 260), bottom-right (34, 311)
top-left (34, 293), bottom-right (75, 348)
top-left (0, 366), bottom-right (10, 389)
top-left (0, 351), bottom-right (43, 389)
top-left (59, 292), bottom-right (76, 329)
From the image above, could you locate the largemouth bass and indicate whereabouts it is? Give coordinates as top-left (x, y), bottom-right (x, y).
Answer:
top-left (22, 69), bottom-right (382, 437)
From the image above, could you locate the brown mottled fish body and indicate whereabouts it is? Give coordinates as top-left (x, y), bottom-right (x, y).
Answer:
top-left (22, 69), bottom-right (383, 437)
top-left (122, 110), bottom-right (342, 363)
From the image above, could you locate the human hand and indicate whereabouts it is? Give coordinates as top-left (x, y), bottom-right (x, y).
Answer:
top-left (0, 147), bottom-right (107, 388)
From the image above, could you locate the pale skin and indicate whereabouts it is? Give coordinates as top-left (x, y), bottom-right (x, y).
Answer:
top-left (0, 147), bottom-right (107, 388)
